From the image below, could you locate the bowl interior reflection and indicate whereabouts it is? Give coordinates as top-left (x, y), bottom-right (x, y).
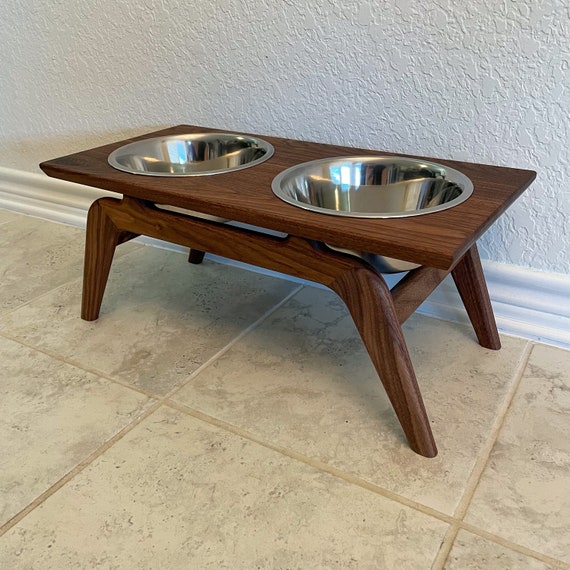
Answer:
top-left (271, 156), bottom-right (473, 218)
top-left (108, 133), bottom-right (274, 176)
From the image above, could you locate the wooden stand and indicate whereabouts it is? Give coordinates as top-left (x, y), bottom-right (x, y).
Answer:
top-left (82, 196), bottom-right (500, 458)
top-left (40, 124), bottom-right (535, 458)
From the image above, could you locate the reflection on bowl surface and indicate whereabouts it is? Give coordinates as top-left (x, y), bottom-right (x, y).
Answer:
top-left (108, 133), bottom-right (274, 176)
top-left (271, 156), bottom-right (473, 218)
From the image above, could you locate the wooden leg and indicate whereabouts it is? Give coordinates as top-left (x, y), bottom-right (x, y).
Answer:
top-left (330, 265), bottom-right (438, 458)
top-left (188, 249), bottom-right (206, 264)
top-left (452, 244), bottom-right (501, 350)
top-left (81, 198), bottom-right (138, 321)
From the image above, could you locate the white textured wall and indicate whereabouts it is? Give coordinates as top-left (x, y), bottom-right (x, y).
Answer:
top-left (1, 0), bottom-right (569, 273)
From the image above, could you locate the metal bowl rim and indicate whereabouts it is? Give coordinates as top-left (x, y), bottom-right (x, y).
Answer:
top-left (108, 133), bottom-right (275, 177)
top-left (271, 155), bottom-right (474, 219)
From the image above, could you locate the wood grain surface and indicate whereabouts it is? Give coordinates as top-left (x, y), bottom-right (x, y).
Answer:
top-left (40, 124), bottom-right (536, 271)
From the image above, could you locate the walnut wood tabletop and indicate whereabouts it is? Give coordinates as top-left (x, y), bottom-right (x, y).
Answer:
top-left (40, 125), bottom-right (536, 458)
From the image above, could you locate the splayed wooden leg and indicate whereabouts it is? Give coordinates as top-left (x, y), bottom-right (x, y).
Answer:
top-left (330, 265), bottom-right (438, 457)
top-left (452, 244), bottom-right (501, 350)
top-left (188, 249), bottom-right (206, 264)
top-left (81, 198), bottom-right (138, 321)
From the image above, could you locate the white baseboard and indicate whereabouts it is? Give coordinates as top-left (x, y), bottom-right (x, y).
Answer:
top-left (1, 166), bottom-right (568, 350)
top-left (0, 166), bottom-right (119, 226)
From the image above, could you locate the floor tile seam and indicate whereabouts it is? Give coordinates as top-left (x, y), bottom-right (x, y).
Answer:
top-left (0, 275), bottom-right (83, 321)
top-left (0, 400), bottom-right (164, 538)
top-left (164, 398), bottom-right (456, 526)
top-left (0, 330), bottom-right (159, 400)
top-left (0, 238), bottom-right (143, 322)
top-left (431, 519), bottom-right (570, 570)
top-left (458, 521), bottom-right (570, 569)
top-left (161, 284), bottom-right (305, 402)
top-left (430, 522), bottom-right (461, 570)
top-left (0, 283), bottom-right (303, 402)
top-left (451, 340), bottom-right (534, 520)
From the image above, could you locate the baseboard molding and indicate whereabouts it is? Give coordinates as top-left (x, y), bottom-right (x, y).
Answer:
top-left (2, 166), bottom-right (568, 349)
top-left (0, 166), bottom-right (119, 226)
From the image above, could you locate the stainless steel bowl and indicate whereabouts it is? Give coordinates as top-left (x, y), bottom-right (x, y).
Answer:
top-left (108, 133), bottom-right (274, 176)
top-left (271, 156), bottom-right (473, 218)
top-left (272, 156), bottom-right (474, 272)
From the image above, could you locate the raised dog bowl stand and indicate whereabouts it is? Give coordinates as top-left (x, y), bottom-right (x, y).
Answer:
top-left (40, 125), bottom-right (536, 458)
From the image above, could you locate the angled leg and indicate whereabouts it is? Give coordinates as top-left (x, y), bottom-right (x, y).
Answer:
top-left (82, 198), bottom-right (138, 321)
top-left (452, 244), bottom-right (501, 350)
top-left (330, 265), bottom-right (438, 457)
top-left (188, 249), bottom-right (206, 264)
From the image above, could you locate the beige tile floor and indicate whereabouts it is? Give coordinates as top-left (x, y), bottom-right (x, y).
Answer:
top-left (0, 210), bottom-right (568, 569)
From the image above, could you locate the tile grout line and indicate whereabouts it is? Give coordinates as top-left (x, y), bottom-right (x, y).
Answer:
top-left (0, 220), bottom-right (18, 227)
top-left (454, 341), bottom-right (535, 518)
top-left (0, 284), bottom-right (304, 535)
top-left (459, 521), bottom-right (570, 570)
top-left (0, 277), bottom-right (82, 321)
top-left (0, 238), bottom-right (145, 322)
top-left (430, 525), bottom-right (460, 570)
top-left (0, 401), bottom-right (163, 538)
top-left (160, 284), bottom-right (305, 402)
top-left (0, 330), bottom-right (159, 400)
top-left (432, 520), bottom-right (570, 570)
top-left (430, 341), bottom-right (536, 570)
top-left (165, 398), bottom-right (456, 525)
top-left (0, 283), bottom-right (304, 402)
